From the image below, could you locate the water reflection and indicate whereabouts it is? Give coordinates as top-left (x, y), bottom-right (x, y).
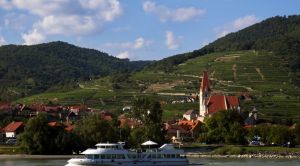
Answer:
top-left (0, 158), bottom-right (300, 166)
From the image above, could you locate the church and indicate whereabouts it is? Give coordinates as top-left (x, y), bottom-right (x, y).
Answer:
top-left (198, 71), bottom-right (240, 121)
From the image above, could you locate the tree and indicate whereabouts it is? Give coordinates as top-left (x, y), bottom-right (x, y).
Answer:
top-left (295, 122), bottom-right (300, 145)
top-left (130, 97), bottom-right (165, 145)
top-left (204, 110), bottom-right (246, 144)
top-left (74, 114), bottom-right (119, 150)
top-left (18, 113), bottom-right (76, 154)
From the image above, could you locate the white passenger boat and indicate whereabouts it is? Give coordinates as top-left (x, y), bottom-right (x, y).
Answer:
top-left (66, 141), bottom-right (189, 166)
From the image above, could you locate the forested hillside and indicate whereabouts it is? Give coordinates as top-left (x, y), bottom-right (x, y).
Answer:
top-left (0, 41), bottom-right (150, 100)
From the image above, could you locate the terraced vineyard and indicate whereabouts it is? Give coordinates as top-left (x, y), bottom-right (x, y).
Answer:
top-left (16, 50), bottom-right (300, 121)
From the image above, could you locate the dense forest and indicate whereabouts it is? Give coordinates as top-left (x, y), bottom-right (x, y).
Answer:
top-left (148, 15), bottom-right (300, 74)
top-left (0, 41), bottom-right (150, 100)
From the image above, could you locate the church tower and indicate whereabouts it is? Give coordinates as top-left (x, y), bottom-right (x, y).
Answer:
top-left (199, 71), bottom-right (210, 119)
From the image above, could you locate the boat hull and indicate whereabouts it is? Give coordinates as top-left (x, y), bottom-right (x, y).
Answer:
top-left (67, 158), bottom-right (189, 166)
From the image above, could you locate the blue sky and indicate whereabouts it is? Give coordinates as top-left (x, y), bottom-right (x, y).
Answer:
top-left (0, 0), bottom-right (299, 60)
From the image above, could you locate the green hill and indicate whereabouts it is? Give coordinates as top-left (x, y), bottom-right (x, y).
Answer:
top-left (15, 15), bottom-right (300, 122)
top-left (148, 15), bottom-right (300, 75)
top-left (0, 41), bottom-right (150, 100)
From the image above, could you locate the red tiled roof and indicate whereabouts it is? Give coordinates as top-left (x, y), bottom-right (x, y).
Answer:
top-left (207, 95), bottom-right (227, 114)
top-left (45, 106), bottom-right (62, 112)
top-left (226, 96), bottom-right (239, 109)
top-left (65, 125), bottom-right (74, 132)
top-left (178, 120), bottom-right (202, 132)
top-left (166, 124), bottom-right (189, 134)
top-left (48, 121), bottom-right (59, 127)
top-left (243, 125), bottom-right (253, 129)
top-left (200, 71), bottom-right (210, 92)
top-left (4, 121), bottom-right (24, 132)
top-left (0, 102), bottom-right (11, 110)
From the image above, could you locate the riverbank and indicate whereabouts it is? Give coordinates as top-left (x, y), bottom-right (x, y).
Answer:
top-left (186, 152), bottom-right (300, 159)
top-left (0, 154), bottom-right (80, 159)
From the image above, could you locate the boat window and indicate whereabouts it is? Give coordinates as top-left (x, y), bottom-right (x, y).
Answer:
top-left (100, 154), bottom-right (105, 159)
top-left (151, 154), bottom-right (156, 158)
top-left (106, 154), bottom-right (112, 159)
top-left (128, 154), bottom-right (137, 159)
top-left (94, 155), bottom-right (99, 159)
top-left (117, 154), bottom-right (125, 159)
top-left (112, 154), bottom-right (116, 159)
top-left (176, 154), bottom-right (180, 158)
top-left (86, 155), bottom-right (93, 159)
top-left (171, 154), bottom-right (175, 158)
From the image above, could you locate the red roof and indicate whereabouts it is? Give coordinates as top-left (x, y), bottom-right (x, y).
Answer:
top-left (165, 124), bottom-right (189, 135)
top-left (226, 96), bottom-right (239, 109)
top-left (207, 95), bottom-right (227, 114)
top-left (200, 71), bottom-right (210, 92)
top-left (178, 120), bottom-right (202, 132)
top-left (48, 121), bottom-right (60, 127)
top-left (243, 125), bottom-right (253, 129)
top-left (65, 125), bottom-right (74, 132)
top-left (4, 121), bottom-right (24, 132)
top-left (100, 111), bottom-right (113, 121)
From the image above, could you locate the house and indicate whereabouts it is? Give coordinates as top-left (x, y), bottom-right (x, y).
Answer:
top-left (178, 119), bottom-right (202, 137)
top-left (18, 104), bottom-right (44, 117)
top-left (165, 119), bottom-right (203, 141)
top-left (165, 122), bottom-right (190, 140)
top-left (3, 121), bottom-right (24, 138)
top-left (100, 111), bottom-right (113, 121)
top-left (65, 124), bottom-right (74, 133)
top-left (67, 105), bottom-right (90, 122)
top-left (0, 102), bottom-right (13, 116)
top-left (118, 114), bottom-right (141, 128)
top-left (182, 110), bottom-right (198, 121)
top-left (48, 121), bottom-right (61, 127)
top-left (198, 71), bottom-right (240, 121)
top-left (244, 107), bottom-right (258, 126)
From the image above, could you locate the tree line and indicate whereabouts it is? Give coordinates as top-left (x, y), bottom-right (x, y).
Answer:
top-left (17, 97), bottom-right (165, 154)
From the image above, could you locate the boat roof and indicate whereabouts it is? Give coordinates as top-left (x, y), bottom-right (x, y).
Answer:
top-left (95, 143), bottom-right (121, 146)
top-left (81, 148), bottom-right (128, 155)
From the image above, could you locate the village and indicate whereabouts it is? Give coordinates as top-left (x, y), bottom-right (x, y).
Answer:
top-left (0, 71), bottom-right (264, 146)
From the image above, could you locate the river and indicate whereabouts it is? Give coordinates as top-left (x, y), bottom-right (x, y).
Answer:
top-left (1, 158), bottom-right (300, 166)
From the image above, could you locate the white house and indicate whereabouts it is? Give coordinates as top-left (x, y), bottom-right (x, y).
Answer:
top-left (3, 121), bottom-right (24, 138)
top-left (183, 110), bottom-right (198, 121)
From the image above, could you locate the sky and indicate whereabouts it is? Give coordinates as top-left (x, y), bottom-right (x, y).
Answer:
top-left (0, 0), bottom-right (299, 60)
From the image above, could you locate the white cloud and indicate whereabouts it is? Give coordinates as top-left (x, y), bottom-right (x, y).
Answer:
top-left (0, 0), bottom-right (13, 10)
top-left (165, 30), bottom-right (182, 50)
top-left (116, 51), bottom-right (130, 59)
top-left (104, 37), bottom-right (152, 50)
top-left (233, 15), bottom-right (259, 29)
top-left (0, 0), bottom-right (123, 45)
top-left (22, 29), bottom-right (46, 45)
top-left (215, 15), bottom-right (259, 37)
top-left (36, 15), bottom-right (98, 36)
top-left (4, 0), bottom-right (73, 16)
top-left (0, 36), bottom-right (7, 46)
top-left (143, 1), bottom-right (205, 22)
top-left (80, 0), bottom-right (123, 21)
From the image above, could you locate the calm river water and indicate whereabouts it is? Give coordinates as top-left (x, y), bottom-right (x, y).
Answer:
top-left (0, 158), bottom-right (300, 166)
